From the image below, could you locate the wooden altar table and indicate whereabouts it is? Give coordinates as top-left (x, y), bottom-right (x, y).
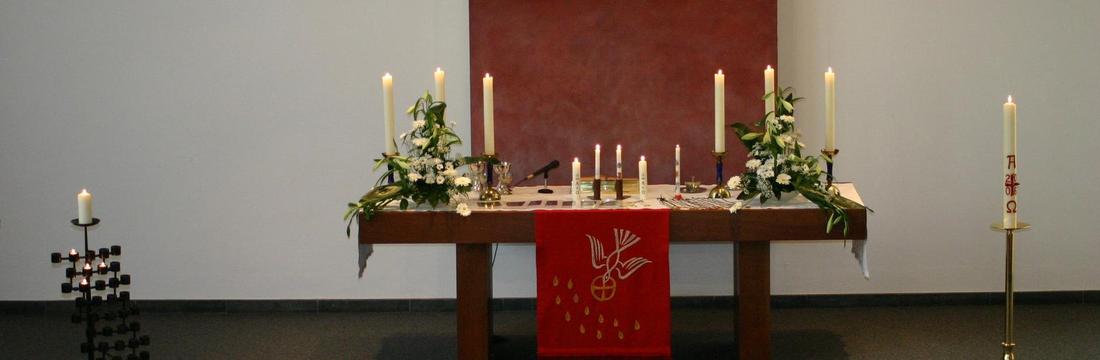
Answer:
top-left (358, 184), bottom-right (868, 360)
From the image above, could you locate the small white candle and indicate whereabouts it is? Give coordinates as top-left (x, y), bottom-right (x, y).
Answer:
top-left (1003, 96), bottom-right (1018, 228)
top-left (675, 145), bottom-right (681, 194)
top-left (77, 189), bottom-right (93, 225)
top-left (434, 67), bottom-right (446, 102)
top-left (764, 65), bottom-right (775, 124)
top-left (83, 263), bottom-right (91, 271)
top-left (714, 70), bottom-right (726, 152)
top-left (382, 73), bottom-right (396, 154)
top-left (824, 67), bottom-right (836, 151)
top-left (69, 248), bottom-right (78, 256)
top-left (80, 277), bottom-right (89, 288)
top-left (638, 156), bottom-right (648, 201)
top-left (594, 144), bottom-right (601, 179)
top-left (615, 145), bottom-right (623, 178)
top-left (483, 74), bottom-right (495, 155)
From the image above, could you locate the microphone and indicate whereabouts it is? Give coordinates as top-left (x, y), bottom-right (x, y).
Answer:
top-left (522, 160), bottom-right (560, 181)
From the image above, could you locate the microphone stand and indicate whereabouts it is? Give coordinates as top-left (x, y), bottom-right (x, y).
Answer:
top-left (538, 171), bottom-right (553, 194)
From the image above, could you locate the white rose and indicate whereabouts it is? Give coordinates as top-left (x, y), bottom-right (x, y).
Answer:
top-left (406, 173), bottom-right (422, 182)
top-left (454, 176), bottom-right (471, 187)
top-left (442, 168), bottom-right (457, 178)
top-left (456, 203), bottom-right (472, 217)
top-left (746, 159), bottom-right (762, 170)
top-left (776, 173), bottom-right (791, 185)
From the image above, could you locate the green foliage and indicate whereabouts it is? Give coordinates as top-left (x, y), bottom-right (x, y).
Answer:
top-left (344, 92), bottom-right (474, 237)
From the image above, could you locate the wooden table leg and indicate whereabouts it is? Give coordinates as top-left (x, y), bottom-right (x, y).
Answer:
top-left (456, 243), bottom-right (493, 360)
top-left (736, 241), bottom-right (771, 360)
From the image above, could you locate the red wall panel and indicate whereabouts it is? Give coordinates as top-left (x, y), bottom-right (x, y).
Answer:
top-left (470, 0), bottom-right (777, 185)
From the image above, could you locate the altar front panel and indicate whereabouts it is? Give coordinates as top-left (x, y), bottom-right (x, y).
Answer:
top-left (469, 0), bottom-right (778, 185)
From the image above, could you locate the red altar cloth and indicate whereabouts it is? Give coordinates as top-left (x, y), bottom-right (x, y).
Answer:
top-left (536, 209), bottom-right (671, 358)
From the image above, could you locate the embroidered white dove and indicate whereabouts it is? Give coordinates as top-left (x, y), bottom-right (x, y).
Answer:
top-left (587, 228), bottom-right (652, 301)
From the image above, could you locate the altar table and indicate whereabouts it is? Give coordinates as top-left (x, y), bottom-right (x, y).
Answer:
top-left (358, 184), bottom-right (868, 360)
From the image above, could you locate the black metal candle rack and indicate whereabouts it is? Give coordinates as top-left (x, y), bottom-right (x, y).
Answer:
top-left (50, 218), bottom-right (150, 360)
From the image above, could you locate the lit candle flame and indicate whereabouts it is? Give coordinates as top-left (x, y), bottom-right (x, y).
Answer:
top-left (1007, 95), bottom-right (1013, 103)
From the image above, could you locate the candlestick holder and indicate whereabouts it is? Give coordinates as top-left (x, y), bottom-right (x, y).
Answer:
top-left (821, 148), bottom-right (840, 195)
top-left (382, 152), bottom-right (399, 184)
top-left (479, 154), bottom-right (501, 202)
top-left (50, 218), bottom-right (149, 360)
top-left (990, 221), bottom-right (1031, 360)
top-left (708, 151), bottom-right (731, 198)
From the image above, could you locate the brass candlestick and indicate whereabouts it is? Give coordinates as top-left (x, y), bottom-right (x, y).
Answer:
top-left (820, 148), bottom-right (840, 194)
top-left (990, 221), bottom-right (1031, 360)
top-left (708, 151), bottom-right (731, 198)
top-left (382, 152), bottom-right (399, 184)
top-left (479, 154), bottom-right (501, 202)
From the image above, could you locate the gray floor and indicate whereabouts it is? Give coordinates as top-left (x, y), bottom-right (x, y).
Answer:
top-left (2, 304), bottom-right (1099, 359)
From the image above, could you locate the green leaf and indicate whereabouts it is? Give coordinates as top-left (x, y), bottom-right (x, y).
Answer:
top-left (741, 133), bottom-right (761, 141)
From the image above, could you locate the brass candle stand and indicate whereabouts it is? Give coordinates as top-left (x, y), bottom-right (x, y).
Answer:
top-left (990, 221), bottom-right (1030, 360)
top-left (479, 154), bottom-right (501, 202)
top-left (708, 151), bottom-right (731, 198)
top-left (820, 148), bottom-right (840, 194)
top-left (382, 152), bottom-right (399, 184)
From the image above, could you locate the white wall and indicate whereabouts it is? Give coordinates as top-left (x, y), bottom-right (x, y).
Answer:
top-left (1, 0), bottom-right (1096, 301)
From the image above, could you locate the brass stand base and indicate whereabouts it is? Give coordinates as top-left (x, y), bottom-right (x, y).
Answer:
top-left (991, 221), bottom-right (1030, 360)
top-left (479, 187), bottom-right (501, 202)
top-left (708, 185), bottom-right (732, 199)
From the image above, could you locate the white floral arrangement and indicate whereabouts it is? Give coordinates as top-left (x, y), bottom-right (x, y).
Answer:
top-left (344, 92), bottom-right (485, 236)
top-left (730, 86), bottom-right (869, 234)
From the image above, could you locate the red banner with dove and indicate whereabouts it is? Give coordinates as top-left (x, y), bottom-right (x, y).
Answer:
top-left (535, 209), bottom-right (671, 358)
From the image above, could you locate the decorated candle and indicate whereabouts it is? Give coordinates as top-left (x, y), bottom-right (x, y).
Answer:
top-left (675, 145), bottom-right (681, 193)
top-left (825, 67), bottom-right (836, 151)
top-left (483, 74), bottom-right (495, 155)
top-left (714, 70), bottom-right (726, 152)
top-left (594, 145), bottom-right (601, 179)
top-left (382, 73), bottom-right (396, 154)
top-left (764, 65), bottom-right (775, 124)
top-left (638, 156), bottom-right (648, 201)
top-left (615, 145), bottom-right (623, 178)
top-left (434, 67), bottom-right (446, 101)
top-left (1003, 96), bottom-right (1018, 228)
top-left (77, 189), bottom-right (93, 224)
top-left (571, 157), bottom-right (582, 204)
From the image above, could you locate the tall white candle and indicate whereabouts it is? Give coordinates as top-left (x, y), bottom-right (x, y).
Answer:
top-left (382, 73), bottom-right (396, 154)
top-left (434, 67), bottom-right (446, 101)
top-left (675, 145), bottom-right (681, 193)
top-left (764, 65), bottom-right (775, 124)
top-left (594, 144), bottom-right (601, 179)
top-left (824, 67), bottom-right (836, 151)
top-left (638, 156), bottom-right (648, 201)
top-left (483, 74), bottom-right (495, 155)
top-left (714, 70), bottom-right (726, 152)
top-left (77, 189), bottom-right (93, 224)
top-left (1003, 96), bottom-right (1018, 228)
top-left (615, 145), bottom-right (623, 178)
